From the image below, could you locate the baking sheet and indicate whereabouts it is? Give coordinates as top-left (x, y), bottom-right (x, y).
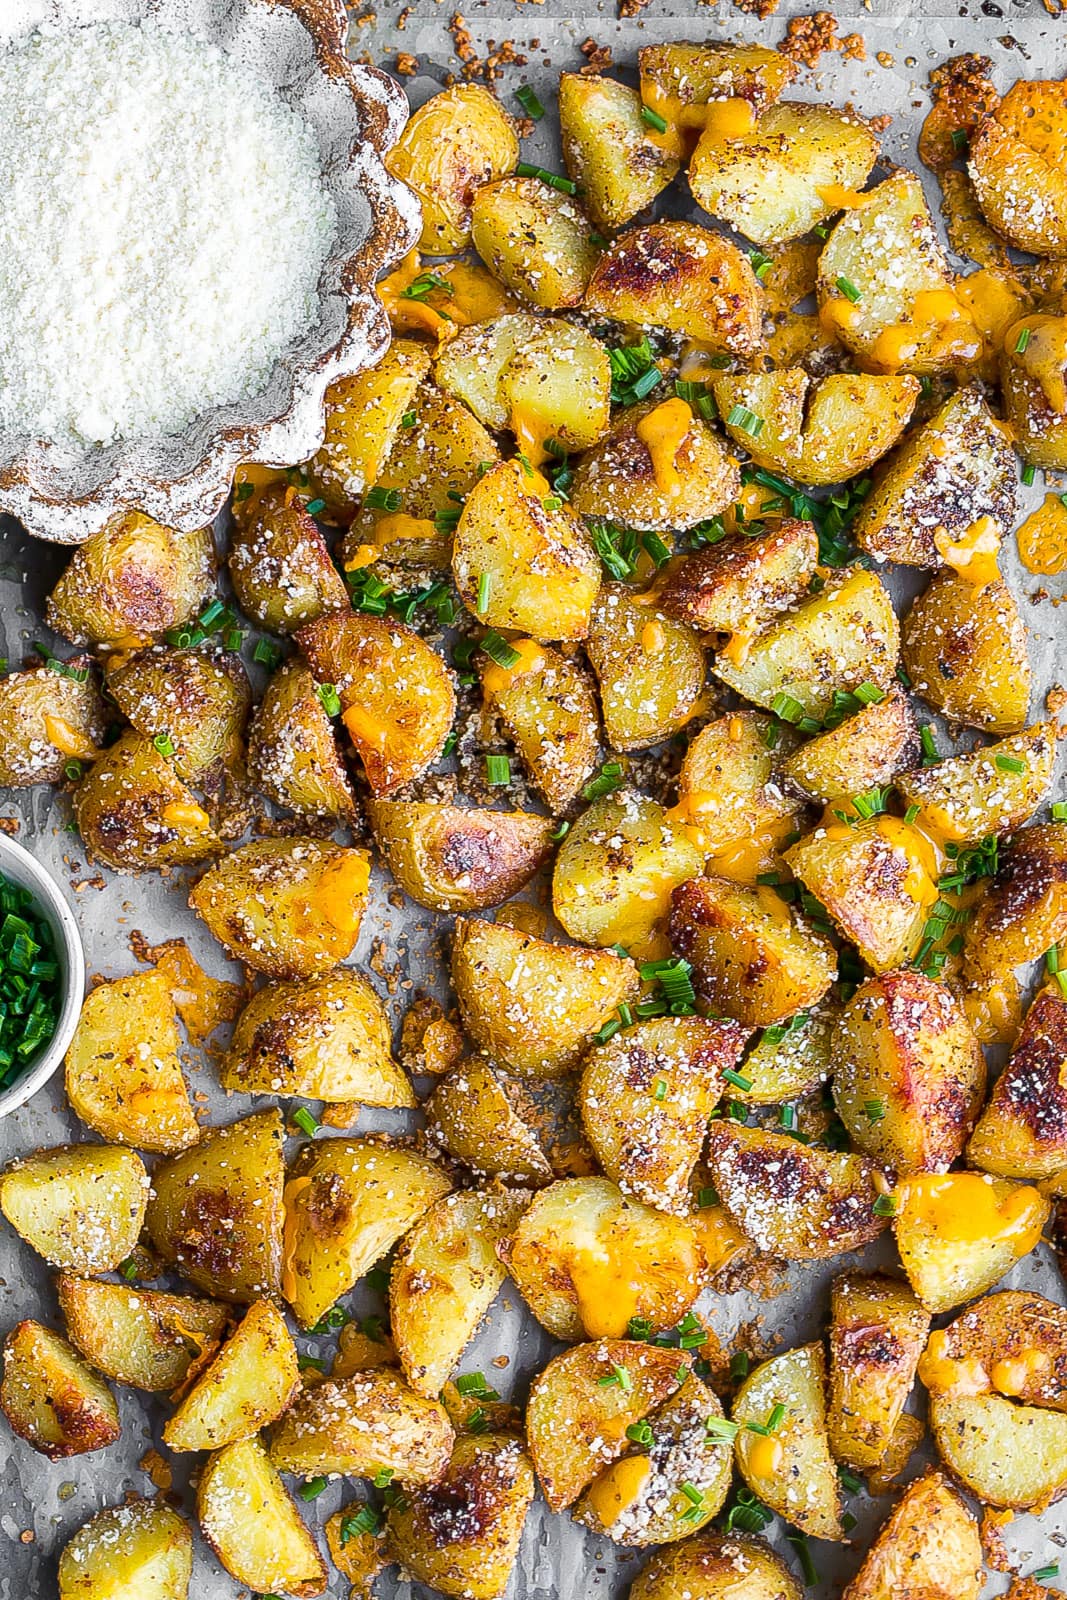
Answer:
top-left (3, 2), bottom-right (1067, 1595)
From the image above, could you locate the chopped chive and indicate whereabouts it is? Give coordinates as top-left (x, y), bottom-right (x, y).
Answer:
top-left (766, 1403), bottom-right (787, 1432)
top-left (475, 572), bottom-right (491, 616)
top-left (919, 724), bottom-right (940, 765)
top-left (697, 1185), bottom-right (719, 1208)
top-left (581, 761), bottom-right (624, 802)
top-left (873, 1192), bottom-right (898, 1217)
top-left (1022, 463), bottom-right (1036, 486)
top-left (316, 683), bottom-right (341, 718)
top-left (401, 409), bottom-right (418, 428)
top-left (950, 127), bottom-right (968, 150)
top-left (515, 83), bottom-right (545, 119)
top-left (640, 103), bottom-right (669, 133)
top-left (722, 1068), bottom-right (753, 1092)
top-left (373, 1467), bottom-right (395, 1488)
top-left (725, 403), bottom-right (764, 437)
top-left (1034, 1564), bottom-right (1060, 1582)
top-left (597, 1362), bottom-right (632, 1391)
top-left (632, 366), bottom-right (662, 401)
top-left (750, 249), bottom-right (773, 283)
top-left (298, 1353), bottom-right (326, 1372)
top-left (308, 1305), bottom-right (350, 1333)
top-left (455, 1371), bottom-right (499, 1399)
top-left (118, 1256), bottom-right (139, 1282)
top-left (365, 485), bottom-right (402, 512)
top-left (340, 1505), bottom-right (380, 1541)
top-left (904, 804), bottom-right (921, 825)
top-left (399, 271), bottom-right (453, 303)
top-left (152, 732), bottom-right (175, 757)
top-left (652, 1077), bottom-right (668, 1102)
top-left (297, 1476), bottom-right (328, 1500)
top-left (515, 161), bottom-right (577, 195)
top-left (626, 1419), bottom-right (654, 1445)
top-left (63, 759), bottom-right (84, 782)
top-left (293, 1107), bottom-right (320, 1138)
top-left (479, 630), bottom-right (521, 669)
top-left (253, 639), bottom-right (281, 671)
top-left (627, 1316), bottom-right (653, 1340)
top-left (305, 498), bottom-right (326, 516)
top-left (1053, 802), bottom-right (1067, 821)
top-left (593, 1018), bottom-right (622, 1046)
top-left (787, 1532), bottom-right (818, 1587)
top-left (838, 1466), bottom-right (864, 1494)
top-left (485, 753), bottom-right (510, 787)
top-left (995, 754), bottom-right (1025, 773)
top-left (865, 1098), bottom-right (886, 1122)
top-left (835, 275), bottom-right (861, 303)
top-left (549, 821), bottom-right (570, 842)
top-left (641, 529), bottom-right (672, 567)
top-left (730, 1351), bottom-right (750, 1382)
top-left (1015, 326), bottom-right (1032, 354)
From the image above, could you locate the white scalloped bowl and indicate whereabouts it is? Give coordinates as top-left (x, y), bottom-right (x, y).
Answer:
top-left (0, 0), bottom-right (420, 544)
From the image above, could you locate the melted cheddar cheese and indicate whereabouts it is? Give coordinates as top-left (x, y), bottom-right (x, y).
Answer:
top-left (481, 638), bottom-right (546, 694)
top-left (161, 800), bottom-right (210, 831)
top-left (816, 183), bottom-right (870, 210)
top-left (896, 1172), bottom-right (1047, 1251)
top-left (583, 1456), bottom-right (652, 1526)
top-left (636, 397), bottom-right (693, 497)
top-left (933, 515), bottom-right (1001, 589)
top-left (43, 714), bottom-right (99, 761)
top-left (868, 288), bottom-right (983, 372)
top-left (312, 852), bottom-right (371, 935)
top-left (1016, 493), bottom-right (1067, 577)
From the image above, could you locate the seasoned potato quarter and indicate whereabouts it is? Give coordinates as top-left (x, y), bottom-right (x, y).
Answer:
top-left (0, 1142), bottom-right (149, 1273)
top-left (902, 571), bottom-right (1031, 733)
top-left (841, 1469), bottom-right (982, 1600)
top-left (782, 687), bottom-right (919, 805)
top-left (472, 177), bottom-right (599, 309)
top-left (306, 338), bottom-right (432, 513)
top-left (893, 1171), bottom-right (1050, 1313)
top-left (639, 41), bottom-right (795, 128)
top-left (269, 1367), bottom-right (454, 1483)
top-left (57, 1275), bottom-right (230, 1393)
top-left (673, 709), bottom-right (802, 862)
top-left (733, 1343), bottom-right (844, 1540)
top-left (585, 586), bottom-right (706, 750)
top-left (735, 1001), bottom-right (837, 1106)
top-left (968, 988), bottom-right (1067, 1179)
top-left (228, 485), bottom-right (348, 633)
top-left (0, 661), bottom-right (107, 788)
top-left (579, 1015), bottom-right (748, 1213)
top-left (434, 312), bottom-right (541, 431)
top-left (920, 1290), bottom-right (1067, 1413)
top-left (970, 80), bottom-right (1067, 256)
top-left (146, 1108), bottom-right (285, 1303)
top-left (46, 512), bottom-right (215, 648)
top-left (961, 823), bottom-right (1067, 1038)
top-left (1000, 312), bottom-right (1067, 468)
top-left (426, 1059), bottom-right (553, 1185)
top-left (658, 518), bottom-right (817, 640)
top-left (198, 1434), bottom-right (328, 1597)
top-left (369, 798), bottom-right (553, 913)
top-left (480, 642), bottom-right (600, 810)
top-left (559, 73), bottom-right (680, 231)
top-left (106, 645), bottom-right (249, 800)
top-left (629, 1530), bottom-right (803, 1600)
top-left (569, 398), bottom-right (740, 533)
top-left (58, 1498), bottom-right (193, 1600)
top-left (246, 659), bottom-right (358, 822)
top-left (897, 723), bottom-right (1056, 846)
top-left (74, 730), bottom-right (223, 872)
top-left (929, 1389), bottom-right (1067, 1510)
top-left (1, 1320), bottom-right (120, 1459)
top-left (828, 1272), bottom-right (930, 1470)
top-left (163, 1299), bottom-right (298, 1451)
top-left (385, 84), bottom-right (518, 252)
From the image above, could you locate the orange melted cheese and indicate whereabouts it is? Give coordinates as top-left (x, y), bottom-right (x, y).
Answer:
top-left (380, 252), bottom-right (512, 342)
top-left (312, 852), bottom-right (371, 935)
top-left (819, 298), bottom-right (865, 339)
top-left (932, 515), bottom-right (1001, 589)
top-left (1006, 313), bottom-right (1067, 415)
top-left (700, 96), bottom-right (757, 140)
top-left (636, 398), bottom-right (693, 497)
top-left (868, 288), bottom-right (983, 372)
top-left (161, 800), bottom-right (210, 831)
top-left (343, 704), bottom-right (392, 752)
top-left (992, 1350), bottom-right (1052, 1396)
top-left (816, 183), bottom-right (870, 210)
top-left (896, 1172), bottom-right (1047, 1251)
top-left (692, 1205), bottom-right (749, 1273)
top-left (482, 638), bottom-right (546, 694)
top-left (281, 1176), bottom-right (312, 1304)
top-left (368, 512), bottom-right (440, 549)
top-left (668, 802), bottom-right (796, 886)
top-left (746, 1435), bottom-right (785, 1479)
top-left (955, 269), bottom-right (1026, 348)
top-left (43, 715), bottom-right (99, 760)
top-left (344, 543), bottom-right (379, 572)
top-left (509, 448), bottom-right (552, 497)
top-left (1016, 493), bottom-right (1067, 577)
top-left (584, 1456), bottom-right (652, 1527)
top-left (723, 481), bottom-right (788, 533)
top-left (877, 816), bottom-right (941, 907)
top-left (568, 1249), bottom-right (648, 1340)
top-left (641, 619), bottom-right (667, 656)
top-left (918, 1330), bottom-right (989, 1398)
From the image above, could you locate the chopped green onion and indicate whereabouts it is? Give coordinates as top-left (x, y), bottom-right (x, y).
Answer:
top-left (722, 1068), bottom-right (753, 1092)
top-left (627, 1315), bottom-right (653, 1340)
top-left (549, 821), bottom-right (570, 842)
top-left (455, 1371), bottom-right (499, 1399)
top-left (373, 1467), bottom-right (395, 1488)
top-left (1022, 463), bottom-right (1036, 486)
top-left (865, 1098), bottom-right (886, 1122)
top-left (399, 271), bottom-right (453, 303)
top-left (872, 1192), bottom-right (898, 1217)
top-left (749, 249), bottom-right (773, 282)
top-left (641, 529), bottom-right (672, 567)
top-left (1053, 803), bottom-right (1067, 821)
top-left (724, 1487), bottom-right (771, 1533)
top-left (593, 1018), bottom-right (622, 1046)
top-left (1034, 1564), bottom-right (1060, 1582)
top-left (838, 1466), bottom-right (864, 1494)
top-left (401, 409), bottom-right (418, 429)
top-left (608, 337), bottom-right (662, 407)
top-left (835, 275), bottom-right (861, 303)
top-left (626, 1419), bottom-right (654, 1445)
top-left (581, 761), bottom-right (624, 801)
top-left (118, 1256), bottom-right (139, 1282)
top-left (475, 572), bottom-right (491, 616)
top-left (950, 127), bottom-right (968, 150)
top-left (34, 644), bottom-right (89, 682)
top-left (298, 1476), bottom-right (328, 1500)
top-left (365, 486), bottom-right (402, 512)
top-left (515, 84), bottom-right (545, 119)
top-left (253, 639), bottom-right (281, 671)
top-left (726, 404), bottom-right (765, 438)
top-left (298, 1353), bottom-right (326, 1372)
top-left (515, 161), bottom-right (577, 194)
top-left (640, 103), bottom-right (668, 133)
top-left (1015, 326), bottom-right (1032, 354)
top-left (293, 1107), bottom-right (320, 1138)
top-left (678, 1481), bottom-right (706, 1522)
top-left (234, 480), bottom-right (255, 502)
top-left (479, 631), bottom-right (521, 669)
top-left (652, 1077), bottom-right (668, 1102)
top-left (340, 1505), bottom-right (380, 1541)
top-left (308, 1305), bottom-right (350, 1334)
top-left (152, 732), bottom-right (175, 757)
top-left (904, 804), bottom-right (921, 825)
top-left (787, 1532), bottom-right (818, 1587)
top-left (305, 498), bottom-right (326, 517)
top-left (995, 754), bottom-right (1025, 773)
top-left (485, 753), bottom-right (511, 787)
top-left (919, 724), bottom-right (940, 765)
top-left (697, 1185), bottom-right (719, 1208)
top-left (766, 1403), bottom-right (787, 1432)
top-left (674, 378), bottom-right (716, 420)
top-left (63, 759), bottom-right (84, 782)
top-left (597, 1362), bottom-right (632, 1391)
top-left (316, 683), bottom-right (341, 718)
top-left (730, 1351), bottom-right (751, 1382)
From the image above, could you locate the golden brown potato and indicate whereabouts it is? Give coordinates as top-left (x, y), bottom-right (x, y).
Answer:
top-left (526, 1340), bottom-right (689, 1511)
top-left (0, 1143), bottom-right (148, 1273)
top-left (1, 1320), bottom-right (119, 1459)
top-left (585, 585), bottom-right (706, 750)
top-left (480, 642), bottom-right (599, 810)
top-left (734, 1001), bottom-right (837, 1106)
top-left (852, 385), bottom-right (1018, 568)
top-left (57, 1275), bottom-right (229, 1393)
top-left (391, 1189), bottom-right (528, 1398)
top-left (228, 488), bottom-right (348, 636)
top-left (0, 660), bottom-right (107, 787)
top-left (107, 645), bottom-right (249, 800)
top-left (58, 1498), bottom-right (193, 1600)
top-left (553, 791), bottom-right (706, 951)
top-left (669, 876), bottom-right (837, 1027)
top-left (163, 1299), bottom-right (297, 1452)
top-left (968, 989), bottom-right (1067, 1179)
top-left (902, 571), bottom-right (1031, 734)
top-left (306, 338), bottom-right (432, 514)
top-left (74, 731), bottom-right (223, 872)
top-left (220, 967), bottom-right (414, 1108)
top-left (672, 709), bottom-right (803, 866)
top-left (629, 1531), bottom-right (802, 1600)
top-left (712, 567), bottom-right (900, 720)
top-left (658, 519), bottom-right (817, 642)
top-left (896, 724), bottom-right (1056, 848)
top-left (712, 370), bottom-right (920, 486)
top-left (246, 659), bottom-right (357, 822)
top-left (189, 838), bottom-right (370, 978)
top-left (385, 85), bottom-right (518, 253)
top-left (920, 1290), bottom-right (1067, 1413)
top-left (472, 178), bottom-right (599, 309)
top-left (638, 41), bottom-right (796, 128)
top-left (281, 1136), bottom-right (450, 1329)
top-left (452, 917), bottom-right (639, 1077)
top-left (1000, 312), bottom-right (1067, 468)
top-left (929, 1389), bottom-right (1067, 1510)
top-left (198, 1435), bottom-right (327, 1598)
top-left (893, 1171), bottom-right (1050, 1314)
top-left (269, 1366), bottom-right (454, 1483)
top-left (691, 101), bottom-right (879, 246)
top-left (369, 798), bottom-right (552, 913)
top-left (425, 1059), bottom-right (553, 1186)
top-left (705, 1122), bottom-right (888, 1260)
top-left (970, 81), bottom-right (1067, 256)
top-left (782, 687), bottom-right (919, 805)
top-left (841, 1470), bottom-right (983, 1600)
top-left (569, 398), bottom-right (740, 532)
top-left (385, 1432), bottom-right (536, 1600)
top-left (146, 1109), bottom-right (285, 1303)
top-left (46, 512), bottom-right (215, 648)
top-left (297, 611), bottom-right (455, 798)
top-left (733, 1343), bottom-right (844, 1540)
top-left (961, 824), bottom-right (1067, 1042)
top-left (507, 1176), bottom-right (702, 1341)
top-left (324, 1504), bottom-right (388, 1598)
top-left (831, 969), bottom-right (986, 1174)
top-left (64, 969), bottom-right (197, 1154)
top-left (828, 1272), bottom-right (930, 1471)
top-left (559, 73), bottom-right (680, 231)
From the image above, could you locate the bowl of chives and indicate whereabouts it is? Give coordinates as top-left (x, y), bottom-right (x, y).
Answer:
top-left (0, 835), bottom-right (84, 1117)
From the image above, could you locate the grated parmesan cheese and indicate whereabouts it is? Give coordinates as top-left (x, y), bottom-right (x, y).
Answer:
top-left (0, 21), bottom-right (337, 447)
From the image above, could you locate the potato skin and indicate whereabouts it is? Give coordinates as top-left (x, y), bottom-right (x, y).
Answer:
top-left (841, 1470), bottom-right (982, 1600)
top-left (162, 1298), bottom-right (298, 1452)
top-left (471, 177), bottom-right (598, 309)
top-left (902, 571), bottom-right (1031, 733)
top-left (198, 1434), bottom-right (328, 1598)
top-left (228, 485), bottom-right (348, 634)
top-left (46, 512), bottom-right (215, 647)
top-left (827, 1272), bottom-right (930, 1471)
top-left (897, 723), bottom-right (1055, 848)
top-left (675, 709), bottom-right (802, 859)
top-left (638, 41), bottom-right (796, 127)
top-left (57, 1275), bottom-right (230, 1393)
top-left (968, 989), bottom-right (1067, 1179)
top-left (369, 799), bottom-right (553, 913)
top-left (0, 1143), bottom-right (149, 1274)
top-left (58, 1498), bottom-right (193, 1600)
top-left (629, 1531), bottom-right (803, 1600)
top-left (425, 1059), bottom-right (552, 1186)
top-left (782, 687), bottom-right (919, 805)
top-left (1, 1320), bottom-right (120, 1460)
top-left (970, 80), bottom-right (1067, 257)
top-left (74, 730), bottom-right (223, 872)
top-left (385, 85), bottom-right (518, 253)
top-left (480, 642), bottom-right (599, 810)
top-left (569, 399), bottom-right (740, 533)
top-left (585, 586), bottom-right (706, 750)
top-left (658, 518), bottom-right (817, 639)
top-left (247, 659), bottom-right (357, 822)
top-left (559, 73), bottom-right (680, 232)
top-left (0, 661), bottom-right (107, 787)
top-left (893, 1172), bottom-right (1050, 1315)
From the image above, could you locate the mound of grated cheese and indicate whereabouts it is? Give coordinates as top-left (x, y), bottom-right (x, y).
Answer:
top-left (0, 21), bottom-right (337, 447)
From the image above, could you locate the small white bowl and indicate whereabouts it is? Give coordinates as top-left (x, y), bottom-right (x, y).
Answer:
top-left (0, 834), bottom-right (84, 1118)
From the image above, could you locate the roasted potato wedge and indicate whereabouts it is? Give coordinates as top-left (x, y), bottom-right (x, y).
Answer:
top-left (902, 571), bottom-right (1031, 733)
top-left (107, 645), bottom-right (249, 799)
top-left (228, 485), bottom-right (348, 632)
top-left (840, 1469), bottom-right (982, 1600)
top-left (220, 967), bottom-right (414, 1108)
top-left (246, 659), bottom-right (357, 822)
top-left (385, 1431), bottom-right (536, 1600)
top-left (559, 73), bottom-right (680, 231)
top-left (735, 1001), bottom-right (837, 1105)
top-left (658, 519), bottom-right (817, 642)
top-left (0, 1142), bottom-right (148, 1273)
top-left (481, 641), bottom-right (600, 810)
top-left (968, 989), bottom-right (1067, 1179)
top-left (638, 41), bottom-right (796, 128)
top-left (920, 1290), bottom-right (1067, 1413)
top-left (893, 1172), bottom-right (1050, 1314)
top-left (57, 1275), bottom-right (229, 1393)
top-left (58, 1498), bottom-right (193, 1600)
top-left (585, 586), bottom-right (706, 750)
top-left (325, 1503), bottom-right (389, 1598)
top-left (569, 398), bottom-right (740, 533)
top-left (929, 1389), bottom-right (1067, 1510)
top-left (189, 838), bottom-right (370, 978)
top-left (669, 875), bottom-right (837, 1027)
top-left (297, 611), bottom-right (455, 798)
top-left (146, 1108), bottom-right (285, 1303)
top-left (506, 1176), bottom-right (702, 1341)
top-left (369, 798), bottom-right (552, 913)
top-left (385, 84), bottom-right (518, 253)
top-left (828, 1272), bottom-right (930, 1470)
top-left (690, 101), bottom-right (879, 245)
top-left (782, 687), bottom-right (919, 805)
top-left (425, 1060), bottom-right (553, 1186)
top-left (472, 177), bottom-right (599, 309)
top-left (525, 1340), bottom-right (689, 1511)
top-left (579, 1015), bottom-right (747, 1213)
top-left (733, 1343), bottom-right (844, 1541)
top-left (584, 221), bottom-right (762, 358)
top-left (281, 1136), bottom-right (450, 1328)
top-left (305, 338), bottom-right (432, 513)
top-left (673, 709), bottom-right (802, 865)
top-left (0, 660), bottom-right (107, 787)
top-left (64, 969), bottom-right (198, 1153)
top-left (1000, 312), bottom-right (1067, 467)
top-left (269, 1366), bottom-right (454, 1483)
top-left (898, 724), bottom-right (1055, 848)
top-left (163, 1299), bottom-right (297, 1451)
top-left (705, 1122), bottom-right (887, 1260)
top-left (46, 512), bottom-right (215, 648)
top-left (629, 1531), bottom-right (802, 1600)
top-left (1, 1320), bottom-right (119, 1459)
top-left (961, 822), bottom-right (1067, 1039)
top-left (452, 918), bottom-right (639, 1077)
top-left (970, 80), bottom-right (1067, 257)
top-left (198, 1434), bottom-right (327, 1598)
top-left (831, 969), bottom-right (986, 1174)
top-left (74, 731), bottom-right (223, 871)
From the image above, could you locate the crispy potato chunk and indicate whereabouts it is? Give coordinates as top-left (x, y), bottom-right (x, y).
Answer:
top-left (782, 687), bottom-right (918, 805)
top-left (705, 1123), bottom-right (887, 1260)
top-left (246, 660), bottom-right (357, 822)
top-left (968, 989), bottom-right (1067, 1179)
top-left (893, 1171), bottom-right (1050, 1314)
top-left (585, 586), bottom-right (706, 750)
top-left (306, 338), bottom-right (432, 513)
top-left (831, 970), bottom-right (986, 1174)
top-left (921, 1290), bottom-right (1067, 1413)
top-left (658, 519), bottom-right (817, 641)
top-left (674, 709), bottom-right (802, 862)
top-left (0, 661), bottom-right (107, 787)
top-left (269, 1367), bottom-right (454, 1483)
top-left (669, 876), bottom-right (837, 1027)
top-left (961, 824), bottom-right (1067, 1040)
top-left (385, 85), bottom-right (518, 253)
top-left (690, 102), bottom-right (879, 246)
top-left (785, 819), bottom-right (937, 974)
top-left (579, 1016), bottom-right (747, 1213)
top-left (198, 1435), bottom-right (327, 1597)
top-left (902, 571), bottom-right (1031, 733)
top-left (733, 1344), bottom-right (843, 1540)
top-left (828, 1272), bottom-right (930, 1471)
top-left (896, 723), bottom-right (1056, 847)
top-left (57, 1275), bottom-right (229, 1393)
top-left (526, 1340), bottom-right (689, 1511)
top-left (735, 1001), bottom-right (837, 1105)
top-left (190, 838), bottom-right (371, 978)
top-left (74, 731), bottom-right (223, 872)
top-left (629, 1530), bottom-right (802, 1600)
top-left (64, 969), bottom-right (198, 1154)
top-left (425, 1060), bottom-right (553, 1186)
top-left (452, 918), bottom-right (639, 1077)
top-left (472, 178), bottom-right (599, 309)
top-left (929, 1389), bottom-right (1067, 1510)
top-left (146, 1109), bottom-right (285, 1303)
top-left (584, 221), bottom-right (762, 357)
top-left (569, 399), bottom-right (740, 532)
top-left (228, 486), bottom-right (348, 632)
top-left (107, 646), bottom-right (249, 800)
top-left (221, 968), bottom-right (414, 1108)
top-left (481, 643), bottom-right (600, 810)
top-left (58, 1499), bottom-right (193, 1600)
top-left (639, 41), bottom-right (796, 128)
top-left (559, 73), bottom-right (680, 231)
top-left (0, 1142), bottom-right (148, 1273)
top-left (46, 512), bottom-right (215, 648)
top-left (1, 1320), bottom-right (120, 1459)
top-left (163, 1299), bottom-right (297, 1452)
top-left (370, 799), bottom-right (552, 913)
top-left (841, 1470), bottom-right (982, 1600)
top-left (1000, 311), bottom-right (1067, 468)
top-left (507, 1176), bottom-right (702, 1340)
top-left (970, 80), bottom-right (1067, 256)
